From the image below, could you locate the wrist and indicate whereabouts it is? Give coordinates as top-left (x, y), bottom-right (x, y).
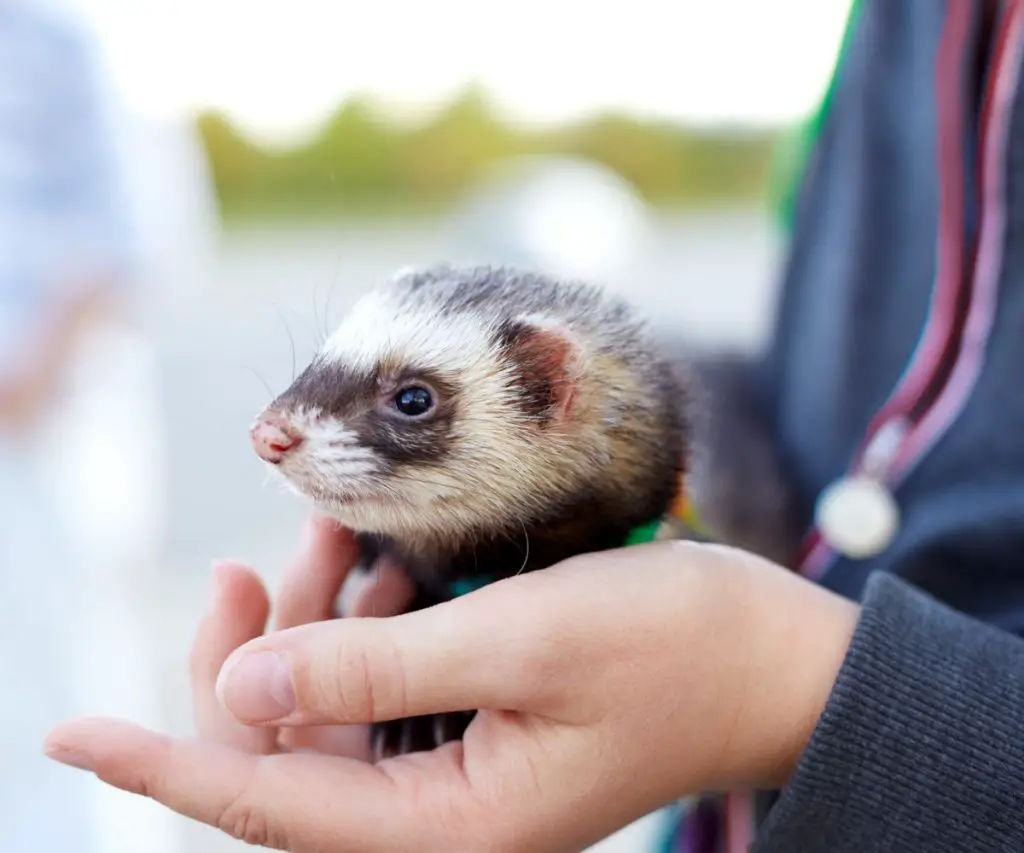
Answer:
top-left (718, 551), bottom-right (860, 790)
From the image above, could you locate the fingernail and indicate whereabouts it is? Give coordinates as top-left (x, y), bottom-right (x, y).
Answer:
top-left (44, 743), bottom-right (95, 772)
top-left (216, 651), bottom-right (295, 723)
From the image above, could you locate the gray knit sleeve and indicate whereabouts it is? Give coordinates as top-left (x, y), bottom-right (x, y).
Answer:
top-left (755, 571), bottom-right (1024, 852)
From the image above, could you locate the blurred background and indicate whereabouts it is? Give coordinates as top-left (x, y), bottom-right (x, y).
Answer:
top-left (0, 0), bottom-right (851, 850)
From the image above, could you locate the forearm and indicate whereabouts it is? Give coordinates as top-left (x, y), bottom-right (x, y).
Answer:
top-left (757, 571), bottom-right (1024, 852)
top-left (0, 279), bottom-right (121, 428)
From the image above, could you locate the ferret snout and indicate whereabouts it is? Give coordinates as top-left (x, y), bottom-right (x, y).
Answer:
top-left (251, 412), bottom-right (303, 464)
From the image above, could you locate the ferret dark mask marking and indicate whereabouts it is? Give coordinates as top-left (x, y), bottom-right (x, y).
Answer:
top-left (251, 263), bottom-right (693, 758)
top-left (275, 358), bottom-right (460, 469)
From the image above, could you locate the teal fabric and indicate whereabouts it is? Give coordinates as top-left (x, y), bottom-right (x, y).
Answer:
top-left (449, 576), bottom-right (492, 597)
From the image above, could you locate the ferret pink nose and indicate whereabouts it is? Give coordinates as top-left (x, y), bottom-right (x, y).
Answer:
top-left (251, 413), bottom-right (303, 464)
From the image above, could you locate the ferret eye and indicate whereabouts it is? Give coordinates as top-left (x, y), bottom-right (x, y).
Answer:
top-left (393, 386), bottom-right (434, 417)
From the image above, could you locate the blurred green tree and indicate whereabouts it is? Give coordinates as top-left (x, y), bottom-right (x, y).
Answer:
top-left (398, 83), bottom-right (519, 200)
top-left (195, 85), bottom-right (784, 220)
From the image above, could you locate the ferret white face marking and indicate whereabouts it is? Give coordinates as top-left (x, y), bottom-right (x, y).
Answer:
top-left (250, 265), bottom-right (613, 551)
top-left (321, 283), bottom-right (499, 377)
top-left (252, 263), bottom-right (691, 761)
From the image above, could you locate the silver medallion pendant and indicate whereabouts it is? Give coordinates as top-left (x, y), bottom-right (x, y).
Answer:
top-left (814, 474), bottom-right (900, 559)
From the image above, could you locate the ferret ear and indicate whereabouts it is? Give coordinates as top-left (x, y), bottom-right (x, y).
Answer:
top-left (496, 315), bottom-right (584, 424)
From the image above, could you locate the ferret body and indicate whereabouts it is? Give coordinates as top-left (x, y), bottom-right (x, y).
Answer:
top-left (251, 263), bottom-right (803, 756)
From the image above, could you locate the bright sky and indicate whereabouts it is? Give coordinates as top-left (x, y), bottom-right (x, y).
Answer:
top-left (75, 0), bottom-right (852, 142)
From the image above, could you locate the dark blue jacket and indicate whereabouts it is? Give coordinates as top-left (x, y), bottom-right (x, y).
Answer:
top-left (676, 1), bottom-right (1024, 850)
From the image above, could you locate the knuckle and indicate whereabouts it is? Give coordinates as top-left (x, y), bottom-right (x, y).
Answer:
top-left (335, 639), bottom-right (379, 720)
top-left (103, 737), bottom-right (172, 801)
top-left (119, 765), bottom-right (155, 800)
top-left (220, 802), bottom-right (272, 848)
top-left (302, 632), bottom-right (402, 722)
top-left (217, 775), bottom-right (287, 849)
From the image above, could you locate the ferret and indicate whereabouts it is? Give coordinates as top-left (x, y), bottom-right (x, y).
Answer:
top-left (250, 263), bottom-right (805, 757)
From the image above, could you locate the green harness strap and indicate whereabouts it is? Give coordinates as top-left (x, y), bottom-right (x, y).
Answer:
top-left (622, 517), bottom-right (665, 547)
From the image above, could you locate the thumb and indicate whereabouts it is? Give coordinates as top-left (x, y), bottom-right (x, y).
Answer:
top-left (215, 580), bottom-right (559, 727)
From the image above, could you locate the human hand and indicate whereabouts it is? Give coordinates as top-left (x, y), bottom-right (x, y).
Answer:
top-left (189, 515), bottom-right (415, 761)
top-left (45, 534), bottom-right (859, 852)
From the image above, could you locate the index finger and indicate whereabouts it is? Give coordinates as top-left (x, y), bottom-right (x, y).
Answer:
top-left (44, 717), bottom-right (480, 852)
top-left (271, 517), bottom-right (413, 757)
top-left (273, 514), bottom-right (361, 630)
top-left (190, 560), bottom-right (277, 753)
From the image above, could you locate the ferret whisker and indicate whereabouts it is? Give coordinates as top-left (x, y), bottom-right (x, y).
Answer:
top-left (260, 468), bottom-right (283, 492)
top-left (321, 234), bottom-right (346, 345)
top-left (219, 361), bottom-right (275, 400)
top-left (323, 278), bottom-right (340, 344)
top-left (312, 288), bottom-right (327, 352)
top-left (268, 304), bottom-right (299, 383)
top-left (514, 520), bottom-right (530, 577)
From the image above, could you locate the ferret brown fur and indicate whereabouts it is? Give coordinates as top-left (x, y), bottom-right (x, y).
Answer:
top-left (251, 263), bottom-right (801, 757)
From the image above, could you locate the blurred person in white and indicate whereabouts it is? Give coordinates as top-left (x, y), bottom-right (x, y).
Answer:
top-left (0, 1), bottom-right (189, 851)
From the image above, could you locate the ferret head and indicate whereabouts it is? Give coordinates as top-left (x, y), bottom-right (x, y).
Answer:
top-left (251, 264), bottom-right (687, 555)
